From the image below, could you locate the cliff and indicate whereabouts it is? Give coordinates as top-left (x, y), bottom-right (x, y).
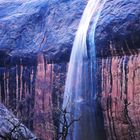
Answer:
top-left (0, 0), bottom-right (140, 140)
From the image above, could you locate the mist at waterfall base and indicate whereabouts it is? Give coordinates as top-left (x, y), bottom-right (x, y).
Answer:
top-left (61, 0), bottom-right (107, 140)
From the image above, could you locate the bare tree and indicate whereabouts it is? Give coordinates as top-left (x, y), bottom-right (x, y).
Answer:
top-left (45, 103), bottom-right (80, 140)
top-left (0, 116), bottom-right (38, 140)
top-left (57, 107), bottom-right (80, 140)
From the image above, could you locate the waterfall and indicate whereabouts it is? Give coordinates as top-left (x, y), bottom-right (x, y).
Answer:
top-left (62, 0), bottom-right (106, 140)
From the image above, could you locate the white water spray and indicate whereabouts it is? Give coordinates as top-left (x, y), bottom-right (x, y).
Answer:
top-left (62, 0), bottom-right (106, 139)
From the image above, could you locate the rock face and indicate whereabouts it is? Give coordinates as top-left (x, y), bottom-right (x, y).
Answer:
top-left (94, 0), bottom-right (140, 57)
top-left (0, 103), bottom-right (37, 140)
top-left (0, 0), bottom-right (140, 62)
top-left (0, 0), bottom-right (87, 63)
top-left (0, 0), bottom-right (140, 140)
top-left (97, 54), bottom-right (140, 140)
top-left (33, 55), bottom-right (67, 139)
top-left (0, 54), bottom-right (67, 139)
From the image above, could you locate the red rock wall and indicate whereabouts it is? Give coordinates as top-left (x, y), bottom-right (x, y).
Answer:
top-left (0, 55), bottom-right (68, 140)
top-left (1, 53), bottom-right (140, 140)
top-left (99, 54), bottom-right (140, 140)
top-left (34, 55), bottom-right (54, 139)
top-left (34, 55), bottom-right (67, 139)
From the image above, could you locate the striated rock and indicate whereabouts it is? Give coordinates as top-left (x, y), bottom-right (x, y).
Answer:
top-left (0, 54), bottom-right (68, 140)
top-left (0, 0), bottom-right (140, 140)
top-left (98, 54), bottom-right (140, 140)
top-left (0, 103), bottom-right (37, 140)
top-left (33, 55), bottom-right (68, 139)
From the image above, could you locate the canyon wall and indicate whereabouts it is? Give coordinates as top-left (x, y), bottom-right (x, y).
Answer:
top-left (97, 54), bottom-right (140, 140)
top-left (0, 0), bottom-right (140, 140)
top-left (0, 54), bottom-right (68, 139)
top-left (1, 53), bottom-right (140, 140)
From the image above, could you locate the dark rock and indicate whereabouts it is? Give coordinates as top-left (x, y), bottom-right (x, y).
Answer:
top-left (0, 0), bottom-right (87, 64)
top-left (0, 0), bottom-right (140, 63)
top-left (94, 0), bottom-right (140, 57)
top-left (0, 103), bottom-right (37, 140)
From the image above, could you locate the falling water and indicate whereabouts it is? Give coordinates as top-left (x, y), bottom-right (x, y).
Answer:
top-left (62, 0), bottom-right (106, 140)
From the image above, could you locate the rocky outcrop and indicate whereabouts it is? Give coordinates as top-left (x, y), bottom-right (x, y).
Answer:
top-left (94, 0), bottom-right (140, 57)
top-left (0, 0), bottom-right (140, 62)
top-left (0, 103), bottom-right (37, 140)
top-left (0, 0), bottom-right (87, 64)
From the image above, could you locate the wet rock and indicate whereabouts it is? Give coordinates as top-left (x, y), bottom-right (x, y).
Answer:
top-left (0, 54), bottom-right (68, 140)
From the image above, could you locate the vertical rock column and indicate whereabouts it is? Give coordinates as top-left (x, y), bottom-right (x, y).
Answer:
top-left (99, 54), bottom-right (140, 140)
top-left (0, 61), bottom-right (37, 129)
top-left (34, 54), bottom-right (54, 140)
top-left (0, 54), bottom-right (68, 140)
top-left (34, 54), bottom-right (68, 140)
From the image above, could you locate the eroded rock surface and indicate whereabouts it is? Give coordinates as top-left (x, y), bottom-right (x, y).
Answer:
top-left (98, 54), bottom-right (140, 140)
top-left (0, 0), bottom-right (87, 63)
top-left (0, 103), bottom-right (37, 140)
top-left (0, 55), bottom-right (67, 140)
top-left (95, 0), bottom-right (140, 57)
top-left (0, 0), bottom-right (140, 62)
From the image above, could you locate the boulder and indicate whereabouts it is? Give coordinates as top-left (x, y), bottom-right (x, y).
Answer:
top-left (0, 103), bottom-right (37, 140)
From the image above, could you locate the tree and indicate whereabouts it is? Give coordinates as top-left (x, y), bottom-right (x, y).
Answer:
top-left (57, 107), bottom-right (80, 140)
top-left (45, 105), bottom-right (81, 140)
